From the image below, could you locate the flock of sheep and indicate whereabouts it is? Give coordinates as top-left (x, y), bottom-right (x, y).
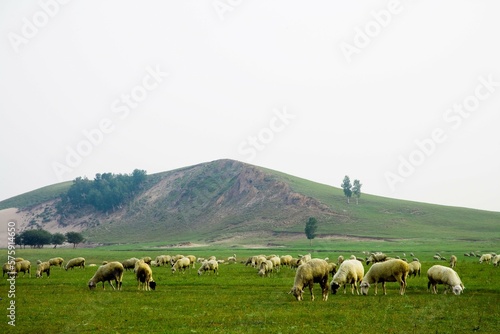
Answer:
top-left (3, 251), bottom-right (498, 300)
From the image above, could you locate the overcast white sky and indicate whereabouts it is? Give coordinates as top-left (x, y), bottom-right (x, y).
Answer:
top-left (1, 0), bottom-right (499, 212)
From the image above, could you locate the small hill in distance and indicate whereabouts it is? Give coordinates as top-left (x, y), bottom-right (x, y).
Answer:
top-left (1, 159), bottom-right (499, 249)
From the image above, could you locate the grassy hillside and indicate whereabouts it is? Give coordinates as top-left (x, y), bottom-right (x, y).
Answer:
top-left (1, 159), bottom-right (498, 249)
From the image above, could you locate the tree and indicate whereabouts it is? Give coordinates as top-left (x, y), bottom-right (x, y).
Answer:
top-left (305, 217), bottom-right (318, 246)
top-left (65, 232), bottom-right (84, 248)
top-left (341, 175), bottom-right (352, 203)
top-left (51, 233), bottom-right (66, 248)
top-left (19, 229), bottom-right (53, 248)
top-left (352, 179), bottom-right (362, 204)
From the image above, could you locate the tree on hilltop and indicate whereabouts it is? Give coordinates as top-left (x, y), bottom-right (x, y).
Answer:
top-left (341, 176), bottom-right (352, 204)
top-left (352, 179), bottom-right (362, 205)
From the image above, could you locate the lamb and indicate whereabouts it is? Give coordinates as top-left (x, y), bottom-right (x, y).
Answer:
top-left (135, 260), bottom-right (156, 291)
top-left (492, 254), bottom-right (500, 267)
top-left (366, 252), bottom-right (387, 265)
top-left (171, 257), bottom-right (191, 273)
top-left (360, 259), bottom-right (410, 295)
top-left (122, 257), bottom-right (140, 271)
top-left (288, 258), bottom-right (330, 301)
top-left (449, 255), bottom-right (457, 268)
top-left (479, 254), bottom-right (493, 264)
top-left (330, 259), bottom-right (364, 295)
top-left (36, 261), bottom-right (50, 278)
top-left (427, 265), bottom-right (464, 295)
top-left (65, 257), bottom-right (85, 270)
top-left (198, 260), bottom-right (219, 275)
top-left (88, 262), bottom-right (124, 290)
top-left (407, 260), bottom-right (421, 278)
top-left (49, 257), bottom-right (64, 268)
top-left (258, 260), bottom-right (274, 277)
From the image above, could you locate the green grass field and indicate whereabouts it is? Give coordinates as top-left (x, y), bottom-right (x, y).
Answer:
top-left (1, 246), bottom-right (499, 333)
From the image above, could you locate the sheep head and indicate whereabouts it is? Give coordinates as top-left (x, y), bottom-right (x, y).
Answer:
top-left (149, 281), bottom-right (156, 291)
top-left (360, 282), bottom-right (370, 295)
top-left (88, 281), bottom-right (97, 290)
top-left (330, 282), bottom-right (340, 295)
top-left (452, 285), bottom-right (463, 295)
top-left (289, 287), bottom-right (303, 301)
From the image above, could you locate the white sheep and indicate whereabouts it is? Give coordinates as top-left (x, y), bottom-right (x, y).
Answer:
top-left (155, 255), bottom-right (171, 267)
top-left (492, 254), bottom-right (500, 267)
top-left (280, 255), bottom-right (292, 268)
top-left (297, 253), bottom-right (312, 266)
top-left (186, 255), bottom-right (197, 268)
top-left (479, 254), bottom-right (493, 264)
top-left (198, 260), bottom-right (219, 276)
top-left (407, 260), bottom-right (421, 278)
top-left (366, 252), bottom-right (387, 265)
top-left (65, 257), bottom-right (85, 270)
top-left (49, 257), bottom-right (64, 268)
top-left (427, 265), bottom-right (464, 295)
top-left (2, 263), bottom-right (14, 277)
top-left (171, 257), bottom-right (191, 273)
top-left (135, 260), bottom-right (156, 291)
top-left (330, 259), bottom-right (364, 295)
top-left (122, 257), bottom-right (139, 271)
top-left (268, 256), bottom-right (281, 272)
top-left (88, 262), bottom-right (124, 290)
top-left (14, 260), bottom-right (31, 278)
top-left (227, 254), bottom-right (237, 263)
top-left (258, 260), bottom-right (274, 277)
top-left (289, 258), bottom-right (330, 301)
top-left (36, 261), bottom-right (50, 278)
top-left (337, 255), bottom-right (345, 266)
top-left (449, 255), bottom-right (457, 268)
top-left (360, 259), bottom-right (410, 295)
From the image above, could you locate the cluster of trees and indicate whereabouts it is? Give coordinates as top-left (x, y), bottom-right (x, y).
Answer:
top-left (15, 230), bottom-right (84, 248)
top-left (341, 176), bottom-right (362, 204)
top-left (62, 169), bottom-right (147, 212)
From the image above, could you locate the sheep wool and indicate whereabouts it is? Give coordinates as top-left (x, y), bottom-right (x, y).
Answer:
top-left (330, 259), bottom-right (364, 295)
top-left (427, 265), bottom-right (464, 295)
top-left (289, 258), bottom-right (330, 302)
top-left (135, 260), bottom-right (156, 291)
top-left (360, 259), bottom-right (410, 296)
top-left (65, 257), bottom-right (85, 271)
top-left (35, 261), bottom-right (50, 278)
top-left (88, 262), bottom-right (124, 290)
top-left (198, 260), bottom-right (219, 276)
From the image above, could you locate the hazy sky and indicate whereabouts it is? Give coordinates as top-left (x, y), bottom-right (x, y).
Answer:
top-left (1, 1), bottom-right (499, 212)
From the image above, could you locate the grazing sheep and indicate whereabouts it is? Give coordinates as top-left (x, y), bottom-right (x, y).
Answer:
top-left (479, 254), bottom-right (493, 264)
top-left (337, 255), bottom-right (345, 266)
top-left (244, 256), bottom-right (257, 267)
top-left (65, 257), bottom-right (85, 271)
top-left (297, 253), bottom-right (312, 266)
top-left (290, 258), bottom-right (300, 270)
top-left (258, 260), bottom-right (274, 277)
top-left (12, 260), bottom-right (31, 278)
top-left (2, 263), bottom-right (15, 277)
top-left (268, 256), bottom-right (281, 272)
top-left (170, 254), bottom-right (185, 266)
top-left (366, 252), bottom-right (387, 265)
top-left (36, 261), bottom-right (50, 278)
top-left (227, 254), bottom-right (237, 263)
top-left (171, 257), bottom-right (191, 273)
top-left (198, 260), bottom-right (219, 276)
top-left (427, 265), bottom-right (464, 295)
top-left (135, 260), bottom-right (156, 291)
top-left (407, 260), bottom-right (421, 278)
top-left (155, 255), bottom-right (172, 267)
top-left (360, 259), bottom-right (410, 296)
top-left (288, 258), bottom-right (330, 301)
top-left (330, 259), bottom-right (364, 295)
top-left (280, 255), bottom-right (292, 268)
top-left (122, 257), bottom-right (140, 271)
top-left (88, 262), bottom-right (124, 290)
top-left (433, 255), bottom-right (441, 260)
top-left (186, 255), bottom-right (197, 268)
top-left (141, 257), bottom-right (152, 265)
top-left (49, 257), bottom-right (64, 268)
top-left (492, 254), bottom-right (500, 267)
top-left (449, 255), bottom-right (457, 268)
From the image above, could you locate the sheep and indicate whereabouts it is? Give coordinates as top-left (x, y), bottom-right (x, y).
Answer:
top-left (258, 260), bottom-right (274, 277)
top-left (479, 254), bottom-right (493, 264)
top-left (2, 263), bottom-right (16, 277)
top-left (360, 259), bottom-right (410, 296)
top-left (407, 260), bottom-right (421, 278)
top-left (135, 260), bottom-right (156, 291)
top-left (449, 255), bottom-right (457, 268)
top-left (268, 256), bottom-right (281, 272)
top-left (141, 257), bottom-right (152, 265)
top-left (198, 260), bottom-right (219, 276)
top-left (327, 262), bottom-right (337, 277)
top-left (88, 262), bottom-right (124, 290)
top-left (330, 259), bottom-right (364, 295)
top-left (186, 255), bottom-right (197, 268)
top-left (49, 257), bottom-right (64, 268)
top-left (12, 260), bottom-right (31, 278)
top-left (288, 258), bottom-right (330, 301)
top-left (337, 255), bottom-right (345, 266)
top-left (65, 257), bottom-right (85, 270)
top-left (36, 261), bottom-right (50, 278)
top-left (171, 257), bottom-right (191, 273)
top-left (170, 254), bottom-right (185, 266)
top-left (280, 255), bottom-right (292, 268)
top-left (244, 256), bottom-right (257, 267)
top-left (366, 252), bottom-right (387, 265)
top-left (227, 254), bottom-right (237, 263)
top-left (492, 254), bottom-right (500, 267)
top-left (427, 265), bottom-right (464, 295)
top-left (297, 253), bottom-right (312, 266)
top-left (290, 258), bottom-right (300, 269)
top-left (122, 257), bottom-right (139, 271)
top-left (155, 255), bottom-right (171, 267)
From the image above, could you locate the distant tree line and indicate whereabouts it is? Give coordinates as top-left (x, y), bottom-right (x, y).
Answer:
top-left (15, 230), bottom-right (84, 248)
top-left (60, 169), bottom-right (147, 212)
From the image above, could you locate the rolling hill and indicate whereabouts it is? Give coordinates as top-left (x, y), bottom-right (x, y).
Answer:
top-left (1, 159), bottom-right (499, 248)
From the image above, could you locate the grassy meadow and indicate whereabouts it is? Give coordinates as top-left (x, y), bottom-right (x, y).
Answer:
top-left (1, 246), bottom-right (499, 333)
